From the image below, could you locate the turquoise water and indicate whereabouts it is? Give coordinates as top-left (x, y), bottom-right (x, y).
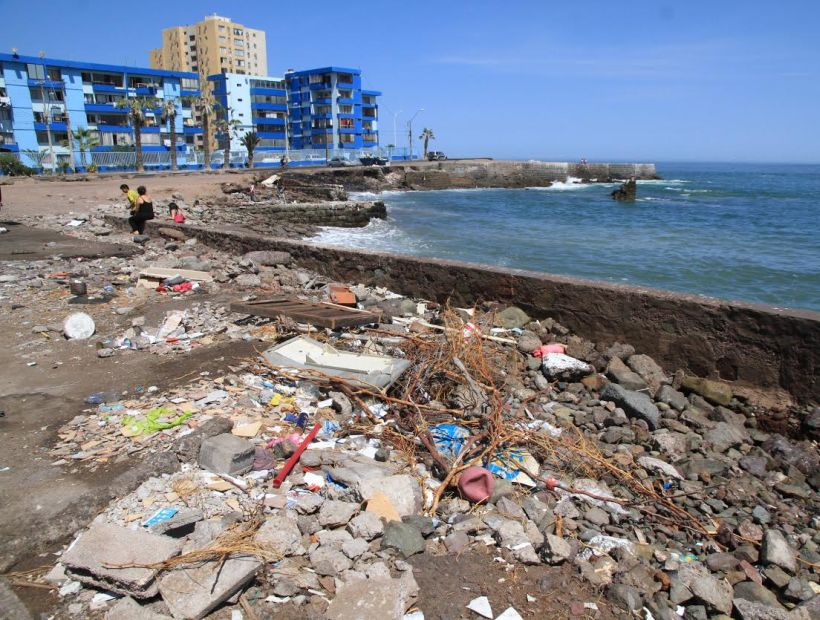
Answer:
top-left (314, 163), bottom-right (820, 311)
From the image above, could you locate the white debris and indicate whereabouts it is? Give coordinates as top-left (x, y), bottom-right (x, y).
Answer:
top-left (467, 596), bottom-right (494, 619)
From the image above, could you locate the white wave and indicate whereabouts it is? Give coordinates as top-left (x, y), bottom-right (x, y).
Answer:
top-left (527, 177), bottom-right (596, 191)
top-left (637, 179), bottom-right (688, 185)
top-left (310, 218), bottom-right (428, 254)
top-left (348, 190), bottom-right (404, 200)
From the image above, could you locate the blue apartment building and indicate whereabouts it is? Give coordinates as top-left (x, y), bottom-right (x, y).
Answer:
top-left (285, 67), bottom-right (380, 152)
top-left (0, 52), bottom-right (201, 168)
top-left (208, 72), bottom-right (288, 159)
top-left (209, 66), bottom-right (380, 160)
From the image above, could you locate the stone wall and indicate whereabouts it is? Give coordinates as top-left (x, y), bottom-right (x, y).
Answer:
top-left (284, 160), bottom-right (659, 192)
top-left (234, 200), bottom-right (386, 227)
top-left (105, 216), bottom-right (819, 404)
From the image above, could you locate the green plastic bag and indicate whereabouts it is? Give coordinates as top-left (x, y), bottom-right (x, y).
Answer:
top-left (122, 407), bottom-right (193, 437)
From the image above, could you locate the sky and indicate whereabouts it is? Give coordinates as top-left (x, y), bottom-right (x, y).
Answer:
top-left (1, 0), bottom-right (819, 163)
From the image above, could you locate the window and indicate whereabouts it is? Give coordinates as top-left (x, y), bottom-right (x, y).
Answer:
top-left (234, 38), bottom-right (244, 46)
top-left (181, 77), bottom-right (199, 90)
top-left (26, 63), bottom-right (45, 80)
top-left (189, 35), bottom-right (195, 40)
top-left (47, 67), bottom-right (61, 81)
top-left (218, 25), bottom-right (225, 30)
top-left (233, 28), bottom-right (243, 35)
top-left (235, 50), bottom-right (245, 57)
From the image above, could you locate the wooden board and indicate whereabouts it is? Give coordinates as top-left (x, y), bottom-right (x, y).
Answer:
top-left (230, 297), bottom-right (378, 329)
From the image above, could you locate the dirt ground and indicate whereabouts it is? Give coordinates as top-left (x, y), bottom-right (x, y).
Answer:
top-left (0, 169), bottom-right (257, 219)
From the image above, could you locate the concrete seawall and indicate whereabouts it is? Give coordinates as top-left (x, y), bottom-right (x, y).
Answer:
top-left (105, 216), bottom-right (819, 404)
top-left (285, 159), bottom-right (659, 192)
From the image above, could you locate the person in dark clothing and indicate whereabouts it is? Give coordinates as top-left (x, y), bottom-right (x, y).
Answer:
top-left (128, 185), bottom-right (155, 235)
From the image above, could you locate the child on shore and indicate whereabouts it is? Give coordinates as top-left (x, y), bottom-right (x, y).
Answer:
top-left (168, 202), bottom-right (186, 224)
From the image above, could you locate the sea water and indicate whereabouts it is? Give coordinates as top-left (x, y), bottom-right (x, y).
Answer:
top-left (313, 163), bottom-right (820, 311)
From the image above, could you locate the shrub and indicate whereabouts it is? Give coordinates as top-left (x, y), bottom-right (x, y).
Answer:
top-left (0, 153), bottom-right (34, 176)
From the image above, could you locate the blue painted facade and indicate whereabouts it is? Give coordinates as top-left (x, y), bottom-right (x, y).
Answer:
top-left (209, 66), bottom-right (380, 158)
top-left (0, 52), bottom-right (201, 167)
top-left (286, 67), bottom-right (380, 151)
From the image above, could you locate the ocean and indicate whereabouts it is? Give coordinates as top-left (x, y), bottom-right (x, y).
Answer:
top-left (312, 163), bottom-right (820, 312)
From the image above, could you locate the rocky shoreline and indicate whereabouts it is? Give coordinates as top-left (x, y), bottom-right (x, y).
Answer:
top-left (1, 205), bottom-right (817, 619)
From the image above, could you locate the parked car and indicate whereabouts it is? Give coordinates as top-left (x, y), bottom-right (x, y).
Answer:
top-left (359, 155), bottom-right (388, 166)
top-left (426, 151), bottom-right (447, 161)
top-left (327, 157), bottom-right (356, 167)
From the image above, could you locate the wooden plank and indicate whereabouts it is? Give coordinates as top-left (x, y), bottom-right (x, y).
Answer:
top-left (229, 298), bottom-right (378, 329)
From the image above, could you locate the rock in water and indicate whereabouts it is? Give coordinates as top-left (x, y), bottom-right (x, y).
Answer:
top-left (610, 178), bottom-right (637, 200)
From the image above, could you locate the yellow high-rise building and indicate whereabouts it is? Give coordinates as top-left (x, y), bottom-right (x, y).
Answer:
top-left (150, 14), bottom-right (267, 148)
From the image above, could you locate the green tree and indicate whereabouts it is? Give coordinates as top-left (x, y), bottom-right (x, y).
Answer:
top-left (184, 95), bottom-right (218, 170)
top-left (213, 108), bottom-right (241, 170)
top-left (419, 128), bottom-right (435, 159)
top-left (64, 127), bottom-right (99, 169)
top-left (115, 96), bottom-right (160, 172)
top-left (160, 98), bottom-right (180, 171)
top-left (240, 131), bottom-right (261, 168)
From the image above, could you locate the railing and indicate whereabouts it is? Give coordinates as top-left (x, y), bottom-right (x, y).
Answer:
top-left (2, 145), bottom-right (419, 175)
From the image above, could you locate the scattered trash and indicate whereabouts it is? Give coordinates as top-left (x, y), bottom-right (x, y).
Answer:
top-left (262, 336), bottom-right (410, 389)
top-left (231, 297), bottom-right (378, 329)
top-left (467, 595), bottom-right (493, 618)
top-left (63, 312), bottom-right (96, 340)
top-left (142, 507), bottom-right (179, 527)
top-left (121, 407), bottom-right (193, 437)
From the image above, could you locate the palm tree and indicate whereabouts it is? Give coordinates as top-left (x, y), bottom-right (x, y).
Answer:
top-left (213, 108), bottom-right (240, 170)
top-left (184, 95), bottom-right (217, 170)
top-left (64, 127), bottom-right (99, 169)
top-left (115, 96), bottom-right (159, 172)
top-left (160, 98), bottom-right (179, 171)
top-left (419, 128), bottom-right (435, 160)
top-left (22, 148), bottom-right (47, 172)
top-left (240, 131), bottom-right (261, 168)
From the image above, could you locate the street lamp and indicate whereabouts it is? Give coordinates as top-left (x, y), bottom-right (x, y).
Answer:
top-left (407, 108), bottom-right (423, 161)
top-left (392, 109), bottom-right (402, 157)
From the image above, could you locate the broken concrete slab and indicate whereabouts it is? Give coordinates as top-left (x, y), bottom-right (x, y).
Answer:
top-left (324, 576), bottom-right (414, 620)
top-left (158, 555), bottom-right (260, 620)
top-left (198, 434), bottom-right (254, 475)
top-left (358, 474), bottom-right (422, 517)
top-left (262, 335), bottom-right (409, 388)
top-left (105, 597), bottom-right (172, 620)
top-left (61, 523), bottom-right (182, 598)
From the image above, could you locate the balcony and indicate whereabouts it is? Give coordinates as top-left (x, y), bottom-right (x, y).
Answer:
top-left (27, 79), bottom-right (64, 89)
top-left (91, 83), bottom-right (126, 93)
top-left (250, 102), bottom-right (287, 111)
top-left (182, 126), bottom-right (203, 134)
top-left (336, 97), bottom-right (355, 104)
top-left (312, 98), bottom-right (332, 105)
top-left (258, 130), bottom-right (286, 139)
top-left (309, 82), bottom-right (333, 90)
top-left (34, 121), bottom-right (67, 132)
top-left (84, 103), bottom-right (126, 114)
top-left (250, 87), bottom-right (286, 96)
top-left (134, 86), bottom-right (158, 96)
top-left (98, 124), bottom-right (132, 133)
top-left (180, 89), bottom-right (200, 98)
top-left (253, 117), bottom-right (285, 125)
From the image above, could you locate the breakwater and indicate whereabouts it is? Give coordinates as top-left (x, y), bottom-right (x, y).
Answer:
top-left (284, 159), bottom-right (658, 192)
top-left (104, 215), bottom-right (819, 404)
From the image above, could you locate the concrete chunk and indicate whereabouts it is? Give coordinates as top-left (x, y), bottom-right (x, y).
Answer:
top-left (254, 514), bottom-right (305, 556)
top-left (61, 523), bottom-right (182, 598)
top-left (105, 597), bottom-right (172, 620)
top-left (324, 576), bottom-right (414, 620)
top-left (358, 474), bottom-right (422, 517)
top-left (158, 555), bottom-right (260, 620)
top-left (198, 433), bottom-right (254, 475)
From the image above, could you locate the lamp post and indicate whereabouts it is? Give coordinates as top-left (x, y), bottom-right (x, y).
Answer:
top-left (392, 109), bottom-right (401, 158)
top-left (407, 108), bottom-right (423, 161)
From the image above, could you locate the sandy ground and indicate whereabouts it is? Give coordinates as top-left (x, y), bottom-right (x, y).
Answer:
top-left (0, 170), bottom-right (257, 219)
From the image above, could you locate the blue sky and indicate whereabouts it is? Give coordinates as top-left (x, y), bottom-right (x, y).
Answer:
top-left (1, 0), bottom-right (818, 162)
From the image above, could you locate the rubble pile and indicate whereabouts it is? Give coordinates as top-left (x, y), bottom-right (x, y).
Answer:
top-left (32, 296), bottom-right (819, 619)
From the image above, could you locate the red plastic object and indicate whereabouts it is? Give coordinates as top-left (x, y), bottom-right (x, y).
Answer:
top-left (458, 466), bottom-right (495, 503)
top-left (532, 344), bottom-right (566, 358)
top-left (272, 422), bottom-right (321, 489)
